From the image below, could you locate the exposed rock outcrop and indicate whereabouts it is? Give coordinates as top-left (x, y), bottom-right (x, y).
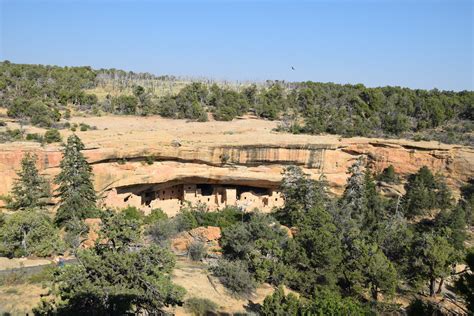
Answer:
top-left (0, 117), bottom-right (472, 207)
top-left (171, 226), bottom-right (221, 253)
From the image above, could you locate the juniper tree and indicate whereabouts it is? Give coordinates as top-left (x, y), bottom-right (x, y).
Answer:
top-left (403, 166), bottom-right (437, 217)
top-left (278, 165), bottom-right (330, 227)
top-left (0, 210), bottom-right (64, 257)
top-left (10, 153), bottom-right (50, 210)
top-left (456, 248), bottom-right (474, 313)
top-left (55, 134), bottom-right (97, 225)
top-left (410, 233), bottom-right (456, 296)
top-left (34, 211), bottom-right (185, 315)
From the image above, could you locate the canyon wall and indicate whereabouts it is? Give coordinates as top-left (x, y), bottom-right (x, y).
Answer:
top-left (0, 137), bottom-right (472, 207)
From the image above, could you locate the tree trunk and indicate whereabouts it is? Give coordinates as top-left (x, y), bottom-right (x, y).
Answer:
top-left (371, 285), bottom-right (378, 301)
top-left (429, 277), bottom-right (436, 297)
top-left (437, 278), bottom-right (444, 294)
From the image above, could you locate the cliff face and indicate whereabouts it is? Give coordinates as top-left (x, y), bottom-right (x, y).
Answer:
top-left (0, 139), bottom-right (472, 201)
top-left (0, 116), bottom-right (472, 203)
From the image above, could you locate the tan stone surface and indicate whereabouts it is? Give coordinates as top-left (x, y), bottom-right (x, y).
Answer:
top-left (0, 116), bottom-right (472, 206)
top-left (82, 218), bottom-right (102, 249)
top-left (171, 226), bottom-right (222, 253)
top-left (188, 226), bottom-right (221, 241)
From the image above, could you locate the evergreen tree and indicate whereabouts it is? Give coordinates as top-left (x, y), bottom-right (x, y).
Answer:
top-left (456, 248), bottom-right (474, 313)
top-left (460, 178), bottom-right (474, 225)
top-left (0, 210), bottom-right (64, 257)
top-left (434, 206), bottom-right (467, 251)
top-left (10, 153), bottom-right (50, 210)
top-left (340, 157), bottom-right (368, 226)
top-left (363, 246), bottom-right (398, 301)
top-left (34, 211), bottom-right (185, 315)
top-left (260, 286), bottom-right (301, 316)
top-left (377, 165), bottom-right (398, 183)
top-left (54, 134), bottom-right (97, 225)
top-left (284, 204), bottom-right (343, 294)
top-left (278, 165), bottom-right (330, 227)
top-left (410, 233), bottom-right (456, 296)
top-left (403, 166), bottom-right (437, 217)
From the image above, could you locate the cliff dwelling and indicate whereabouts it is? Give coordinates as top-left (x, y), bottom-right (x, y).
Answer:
top-left (102, 180), bottom-right (285, 217)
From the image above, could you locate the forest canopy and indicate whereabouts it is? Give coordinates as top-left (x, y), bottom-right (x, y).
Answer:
top-left (1, 61), bottom-right (472, 145)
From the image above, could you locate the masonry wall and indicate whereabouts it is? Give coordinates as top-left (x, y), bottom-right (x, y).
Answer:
top-left (103, 182), bottom-right (285, 217)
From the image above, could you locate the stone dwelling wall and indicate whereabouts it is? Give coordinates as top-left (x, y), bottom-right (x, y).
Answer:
top-left (102, 183), bottom-right (285, 217)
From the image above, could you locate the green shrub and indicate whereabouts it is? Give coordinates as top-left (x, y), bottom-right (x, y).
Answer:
top-left (143, 208), bottom-right (168, 225)
top-left (121, 206), bottom-right (144, 222)
top-left (148, 218), bottom-right (179, 246)
top-left (28, 265), bottom-right (55, 284)
top-left (64, 109), bottom-right (71, 119)
top-left (211, 259), bottom-right (256, 296)
top-left (184, 297), bottom-right (218, 316)
top-left (188, 241), bottom-right (207, 261)
top-left (145, 155), bottom-right (155, 165)
top-left (193, 206), bottom-right (241, 229)
top-left (0, 210), bottom-right (64, 257)
top-left (44, 129), bottom-right (62, 143)
top-left (406, 298), bottom-right (442, 316)
top-left (26, 133), bottom-right (44, 143)
top-left (0, 128), bottom-right (23, 143)
top-left (79, 123), bottom-right (94, 131)
top-left (377, 165), bottom-right (399, 183)
top-left (174, 209), bottom-right (199, 232)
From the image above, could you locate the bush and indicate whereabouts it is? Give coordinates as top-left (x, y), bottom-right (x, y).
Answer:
top-left (143, 208), bottom-right (168, 225)
top-left (193, 206), bottom-right (242, 229)
top-left (121, 206), bottom-right (144, 222)
top-left (174, 209), bottom-right (199, 232)
top-left (211, 259), bottom-right (256, 296)
top-left (184, 297), bottom-right (218, 316)
top-left (220, 213), bottom-right (288, 259)
top-left (377, 165), bottom-right (399, 183)
top-left (406, 298), bottom-right (442, 316)
top-left (0, 210), bottom-right (64, 257)
top-left (44, 129), bottom-right (62, 143)
top-left (0, 128), bottom-right (23, 143)
top-left (79, 123), bottom-right (94, 131)
top-left (188, 241), bottom-right (207, 261)
top-left (26, 133), bottom-right (44, 143)
top-left (145, 155), bottom-right (155, 165)
top-left (148, 219), bottom-right (179, 246)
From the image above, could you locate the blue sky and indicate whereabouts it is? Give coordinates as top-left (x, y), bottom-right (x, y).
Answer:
top-left (1, 0), bottom-right (472, 90)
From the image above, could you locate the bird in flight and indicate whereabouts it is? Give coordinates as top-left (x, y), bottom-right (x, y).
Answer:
top-left (291, 66), bottom-right (295, 71)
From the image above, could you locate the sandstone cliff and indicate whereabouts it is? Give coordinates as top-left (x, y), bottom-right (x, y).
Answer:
top-left (0, 116), bottom-right (472, 203)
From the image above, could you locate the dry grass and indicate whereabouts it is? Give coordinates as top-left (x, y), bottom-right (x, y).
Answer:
top-left (0, 283), bottom-right (48, 315)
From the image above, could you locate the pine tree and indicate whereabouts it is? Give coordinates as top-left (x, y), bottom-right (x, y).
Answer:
top-left (10, 153), bottom-right (50, 210)
top-left (54, 134), bottom-right (97, 225)
top-left (341, 157), bottom-right (368, 225)
top-left (403, 166), bottom-right (437, 217)
top-left (279, 165), bottom-right (330, 227)
top-left (411, 233), bottom-right (456, 296)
